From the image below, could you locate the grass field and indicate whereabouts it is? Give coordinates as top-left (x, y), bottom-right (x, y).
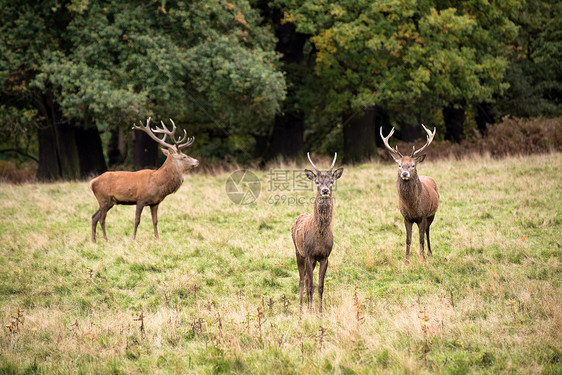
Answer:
top-left (0, 153), bottom-right (561, 374)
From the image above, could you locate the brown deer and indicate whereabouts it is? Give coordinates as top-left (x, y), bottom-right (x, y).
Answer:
top-left (291, 153), bottom-right (343, 313)
top-left (90, 118), bottom-right (198, 242)
top-left (380, 125), bottom-right (439, 265)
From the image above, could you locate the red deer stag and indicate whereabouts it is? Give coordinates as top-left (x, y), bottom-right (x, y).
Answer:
top-left (90, 118), bottom-right (198, 242)
top-left (380, 125), bottom-right (439, 265)
top-left (291, 153), bottom-right (343, 313)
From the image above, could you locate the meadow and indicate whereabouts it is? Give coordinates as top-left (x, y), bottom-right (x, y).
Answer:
top-left (0, 153), bottom-right (561, 374)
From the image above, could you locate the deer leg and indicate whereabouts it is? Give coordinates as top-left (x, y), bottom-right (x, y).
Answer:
top-left (91, 209), bottom-right (101, 243)
top-left (296, 253), bottom-right (306, 313)
top-left (150, 204), bottom-right (159, 239)
top-left (133, 203), bottom-right (145, 240)
top-left (318, 258), bottom-right (329, 314)
top-left (418, 220), bottom-right (426, 261)
top-left (305, 258), bottom-right (315, 313)
top-left (404, 219), bottom-right (413, 265)
top-left (99, 206), bottom-right (112, 242)
top-left (426, 215), bottom-right (434, 256)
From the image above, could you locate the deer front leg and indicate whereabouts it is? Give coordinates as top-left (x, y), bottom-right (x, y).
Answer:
top-left (418, 220), bottom-right (426, 261)
top-left (150, 204), bottom-right (159, 239)
top-left (133, 203), bottom-right (145, 240)
top-left (318, 258), bottom-right (329, 314)
top-left (404, 219), bottom-right (413, 265)
top-left (305, 258), bottom-right (315, 313)
top-left (296, 253), bottom-right (306, 313)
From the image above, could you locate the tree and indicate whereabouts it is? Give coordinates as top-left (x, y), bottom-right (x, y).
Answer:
top-left (0, 0), bottom-right (286, 179)
top-left (494, 0), bottom-right (561, 118)
top-left (276, 0), bottom-right (518, 160)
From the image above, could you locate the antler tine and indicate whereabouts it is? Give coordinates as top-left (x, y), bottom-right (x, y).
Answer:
top-left (168, 119), bottom-right (196, 150)
top-left (177, 136), bottom-right (195, 150)
top-left (307, 152), bottom-right (320, 173)
top-left (328, 152), bottom-right (338, 171)
top-left (131, 117), bottom-right (175, 149)
top-left (411, 124), bottom-right (436, 157)
top-left (380, 127), bottom-right (403, 158)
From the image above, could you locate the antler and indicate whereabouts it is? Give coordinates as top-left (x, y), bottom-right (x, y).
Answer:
top-left (307, 152), bottom-right (338, 172)
top-left (132, 118), bottom-right (195, 152)
top-left (307, 152), bottom-right (320, 173)
top-left (329, 152), bottom-right (338, 172)
top-left (380, 127), bottom-right (403, 159)
top-left (411, 124), bottom-right (436, 158)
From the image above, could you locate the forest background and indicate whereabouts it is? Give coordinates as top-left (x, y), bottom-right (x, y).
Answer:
top-left (0, 0), bottom-right (560, 181)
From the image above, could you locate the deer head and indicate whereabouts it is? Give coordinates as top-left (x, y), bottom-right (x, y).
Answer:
top-left (304, 153), bottom-right (344, 198)
top-left (132, 117), bottom-right (199, 172)
top-left (380, 124), bottom-right (435, 181)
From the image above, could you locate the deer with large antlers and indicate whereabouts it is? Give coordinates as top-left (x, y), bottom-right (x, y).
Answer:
top-left (291, 153), bottom-right (343, 313)
top-left (380, 125), bottom-right (439, 265)
top-left (90, 118), bottom-right (198, 242)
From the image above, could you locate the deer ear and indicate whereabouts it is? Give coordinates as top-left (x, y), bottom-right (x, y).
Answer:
top-left (161, 148), bottom-right (170, 156)
top-left (333, 167), bottom-right (344, 180)
top-left (415, 154), bottom-right (426, 163)
top-left (304, 169), bottom-right (316, 181)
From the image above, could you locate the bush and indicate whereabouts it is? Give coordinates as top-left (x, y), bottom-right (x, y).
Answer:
top-left (379, 117), bottom-right (562, 161)
top-left (0, 160), bottom-right (37, 184)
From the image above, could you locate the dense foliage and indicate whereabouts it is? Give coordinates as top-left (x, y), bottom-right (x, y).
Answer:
top-left (0, 0), bottom-right (560, 179)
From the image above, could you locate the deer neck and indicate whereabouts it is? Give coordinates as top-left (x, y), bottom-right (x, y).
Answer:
top-left (154, 155), bottom-right (184, 194)
top-left (312, 195), bottom-right (333, 234)
top-left (397, 175), bottom-right (422, 206)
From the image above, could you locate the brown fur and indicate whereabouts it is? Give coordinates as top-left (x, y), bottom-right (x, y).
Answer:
top-left (395, 156), bottom-right (439, 264)
top-left (90, 148), bottom-right (197, 242)
top-left (291, 165), bottom-right (343, 313)
top-left (381, 125), bottom-right (439, 264)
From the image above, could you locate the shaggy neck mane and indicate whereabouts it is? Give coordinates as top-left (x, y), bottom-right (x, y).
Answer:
top-left (398, 175), bottom-right (422, 206)
top-left (313, 196), bottom-right (333, 233)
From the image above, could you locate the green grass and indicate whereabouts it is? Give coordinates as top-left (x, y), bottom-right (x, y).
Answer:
top-left (0, 153), bottom-right (561, 374)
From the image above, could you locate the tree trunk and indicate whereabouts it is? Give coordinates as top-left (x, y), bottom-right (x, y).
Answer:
top-left (35, 90), bottom-right (81, 181)
top-left (265, 9), bottom-right (308, 160)
top-left (75, 124), bottom-right (107, 178)
top-left (268, 111), bottom-right (305, 159)
top-left (443, 103), bottom-right (466, 143)
top-left (475, 103), bottom-right (494, 136)
top-left (108, 127), bottom-right (128, 166)
top-left (133, 129), bottom-right (158, 169)
top-left (343, 107), bottom-right (378, 163)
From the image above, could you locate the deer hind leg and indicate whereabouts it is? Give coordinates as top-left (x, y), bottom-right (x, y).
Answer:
top-left (99, 204), bottom-right (112, 242)
top-left (426, 215), bottom-right (434, 256)
top-left (296, 252), bottom-right (306, 313)
top-left (318, 258), bottom-right (329, 314)
top-left (404, 219), bottom-right (413, 265)
top-left (133, 203), bottom-right (145, 240)
top-left (150, 204), bottom-right (159, 239)
top-left (91, 209), bottom-right (101, 243)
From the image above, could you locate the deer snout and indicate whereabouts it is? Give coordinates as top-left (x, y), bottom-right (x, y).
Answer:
top-left (321, 188), bottom-right (330, 196)
top-left (193, 159), bottom-right (199, 167)
top-left (401, 171), bottom-right (410, 180)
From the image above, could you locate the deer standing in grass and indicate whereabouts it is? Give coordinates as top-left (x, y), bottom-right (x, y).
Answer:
top-left (380, 125), bottom-right (439, 265)
top-left (291, 153), bottom-right (343, 313)
top-left (90, 118), bottom-right (198, 242)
